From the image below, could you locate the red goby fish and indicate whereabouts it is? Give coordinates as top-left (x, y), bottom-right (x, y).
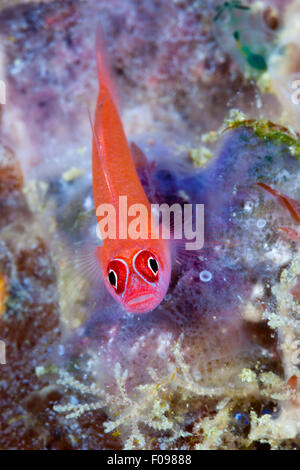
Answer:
top-left (91, 30), bottom-right (171, 314)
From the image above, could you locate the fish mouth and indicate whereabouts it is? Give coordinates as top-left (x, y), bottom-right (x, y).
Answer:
top-left (127, 294), bottom-right (154, 306)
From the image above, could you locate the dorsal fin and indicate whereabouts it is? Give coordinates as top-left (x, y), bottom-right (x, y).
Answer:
top-left (130, 141), bottom-right (148, 169)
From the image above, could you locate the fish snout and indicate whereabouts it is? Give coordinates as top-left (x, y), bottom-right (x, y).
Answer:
top-left (124, 273), bottom-right (159, 314)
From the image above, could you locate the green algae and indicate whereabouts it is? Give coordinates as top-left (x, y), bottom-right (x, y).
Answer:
top-left (226, 118), bottom-right (300, 160)
top-left (202, 110), bottom-right (300, 162)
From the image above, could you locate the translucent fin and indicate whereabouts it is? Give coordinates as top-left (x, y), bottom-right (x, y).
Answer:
top-left (130, 141), bottom-right (149, 169)
top-left (53, 241), bottom-right (105, 331)
top-left (257, 182), bottom-right (300, 224)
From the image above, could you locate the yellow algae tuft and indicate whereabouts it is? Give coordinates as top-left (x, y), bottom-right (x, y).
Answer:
top-left (8, 414), bottom-right (24, 425)
top-left (256, 70), bottom-right (273, 94)
top-left (53, 336), bottom-right (260, 449)
top-left (188, 146), bottom-right (213, 168)
top-left (239, 368), bottom-right (257, 384)
top-left (195, 401), bottom-right (230, 450)
top-left (62, 166), bottom-right (84, 183)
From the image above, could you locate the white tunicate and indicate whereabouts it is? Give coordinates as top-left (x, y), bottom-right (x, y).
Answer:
top-left (244, 201), bottom-right (254, 213)
top-left (200, 270), bottom-right (213, 282)
top-left (257, 218), bottom-right (266, 229)
top-left (83, 195), bottom-right (93, 211)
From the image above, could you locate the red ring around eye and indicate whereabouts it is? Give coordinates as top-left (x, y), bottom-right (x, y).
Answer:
top-left (107, 259), bottom-right (128, 294)
top-left (133, 250), bottom-right (159, 283)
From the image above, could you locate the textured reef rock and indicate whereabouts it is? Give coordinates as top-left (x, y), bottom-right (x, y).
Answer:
top-left (48, 118), bottom-right (300, 450)
top-left (0, 143), bottom-right (122, 449)
top-left (0, 0), bottom-right (281, 180)
top-left (1, 0), bottom-right (300, 450)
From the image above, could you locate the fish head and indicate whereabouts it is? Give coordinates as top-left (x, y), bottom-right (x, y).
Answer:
top-left (101, 239), bottom-right (171, 314)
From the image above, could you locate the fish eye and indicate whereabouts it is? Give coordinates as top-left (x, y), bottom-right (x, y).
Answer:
top-left (148, 257), bottom-right (158, 275)
top-left (133, 250), bottom-right (159, 284)
top-left (108, 269), bottom-right (117, 288)
top-left (107, 259), bottom-right (129, 294)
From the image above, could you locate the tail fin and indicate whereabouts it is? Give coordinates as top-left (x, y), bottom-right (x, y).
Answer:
top-left (95, 23), bottom-right (120, 110)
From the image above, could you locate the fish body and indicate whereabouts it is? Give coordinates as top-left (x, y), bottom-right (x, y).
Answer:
top-left (92, 29), bottom-right (171, 314)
